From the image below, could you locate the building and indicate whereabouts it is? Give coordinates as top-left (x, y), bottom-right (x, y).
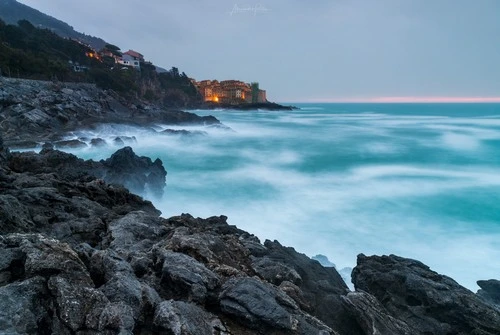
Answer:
top-left (123, 50), bottom-right (144, 62)
top-left (117, 54), bottom-right (141, 70)
top-left (194, 79), bottom-right (266, 104)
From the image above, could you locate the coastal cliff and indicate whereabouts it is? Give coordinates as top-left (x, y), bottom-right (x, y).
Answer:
top-left (1, 138), bottom-right (499, 334)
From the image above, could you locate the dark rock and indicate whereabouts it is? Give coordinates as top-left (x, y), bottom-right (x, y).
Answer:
top-left (161, 129), bottom-right (207, 136)
top-left (5, 140), bottom-right (40, 149)
top-left (54, 139), bottom-right (88, 149)
top-left (260, 240), bottom-right (358, 334)
top-left (219, 277), bottom-right (334, 334)
top-left (90, 138), bottom-right (107, 147)
top-left (113, 137), bottom-right (124, 146)
top-left (312, 254), bottom-right (336, 268)
top-left (477, 279), bottom-right (500, 307)
top-left (251, 256), bottom-right (302, 286)
top-left (219, 276), bottom-right (296, 330)
top-left (156, 249), bottom-right (220, 303)
top-left (352, 254), bottom-right (500, 335)
top-left (341, 291), bottom-right (415, 335)
top-left (41, 142), bottom-right (54, 151)
top-left (0, 276), bottom-right (50, 334)
top-left (101, 146), bottom-right (166, 197)
top-left (98, 302), bottom-right (135, 333)
top-left (153, 300), bottom-right (226, 334)
top-left (100, 274), bottom-right (142, 317)
top-left (108, 211), bottom-right (169, 254)
top-left (7, 146), bottom-right (167, 199)
top-left (48, 276), bottom-right (108, 332)
top-left (0, 78), bottom-right (224, 148)
top-left (201, 101), bottom-right (296, 111)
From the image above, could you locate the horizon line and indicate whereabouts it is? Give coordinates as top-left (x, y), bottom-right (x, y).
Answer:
top-left (281, 96), bottom-right (500, 103)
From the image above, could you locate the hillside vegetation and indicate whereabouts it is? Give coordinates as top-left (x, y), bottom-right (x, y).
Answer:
top-left (0, 18), bottom-right (201, 107)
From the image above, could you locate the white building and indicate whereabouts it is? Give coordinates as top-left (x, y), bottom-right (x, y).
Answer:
top-left (117, 54), bottom-right (140, 70)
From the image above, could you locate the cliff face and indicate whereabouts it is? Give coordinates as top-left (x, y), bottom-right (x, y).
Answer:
top-left (1, 138), bottom-right (499, 335)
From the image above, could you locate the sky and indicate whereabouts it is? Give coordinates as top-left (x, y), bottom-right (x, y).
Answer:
top-left (17, 0), bottom-right (500, 102)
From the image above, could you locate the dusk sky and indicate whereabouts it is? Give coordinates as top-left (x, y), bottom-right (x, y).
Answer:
top-left (17, 0), bottom-right (500, 102)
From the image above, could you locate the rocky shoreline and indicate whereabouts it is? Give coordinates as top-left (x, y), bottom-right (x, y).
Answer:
top-left (1, 78), bottom-right (500, 334)
top-left (200, 101), bottom-right (297, 111)
top-left (1, 135), bottom-right (500, 334)
top-left (0, 78), bottom-right (221, 149)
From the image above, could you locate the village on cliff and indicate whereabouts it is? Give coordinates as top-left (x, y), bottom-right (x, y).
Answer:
top-left (82, 45), bottom-right (268, 105)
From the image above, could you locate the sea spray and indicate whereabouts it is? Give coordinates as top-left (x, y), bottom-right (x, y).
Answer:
top-left (65, 103), bottom-right (500, 290)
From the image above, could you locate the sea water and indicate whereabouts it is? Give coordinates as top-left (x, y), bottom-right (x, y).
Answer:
top-left (70, 103), bottom-right (500, 290)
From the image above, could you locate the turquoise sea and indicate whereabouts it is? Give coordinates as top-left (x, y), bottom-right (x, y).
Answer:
top-left (72, 103), bottom-right (500, 290)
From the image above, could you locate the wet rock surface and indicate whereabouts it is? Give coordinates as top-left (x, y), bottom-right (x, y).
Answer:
top-left (0, 135), bottom-right (499, 334)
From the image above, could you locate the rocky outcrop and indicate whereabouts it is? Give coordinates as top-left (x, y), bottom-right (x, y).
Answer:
top-left (477, 279), bottom-right (500, 309)
top-left (7, 145), bottom-right (166, 197)
top-left (201, 101), bottom-right (297, 111)
top-left (1, 136), bottom-right (499, 334)
top-left (0, 78), bottom-right (221, 148)
top-left (352, 254), bottom-right (500, 334)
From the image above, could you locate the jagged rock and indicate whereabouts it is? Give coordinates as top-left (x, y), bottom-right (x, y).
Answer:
top-left (341, 291), bottom-right (415, 335)
top-left (90, 138), bottom-right (107, 147)
top-left (251, 256), bottom-right (302, 286)
top-left (161, 129), bottom-right (207, 136)
top-left (113, 137), bottom-right (124, 146)
top-left (47, 276), bottom-right (109, 332)
top-left (100, 274), bottom-right (142, 317)
top-left (477, 279), bottom-right (500, 308)
top-left (219, 277), bottom-right (335, 334)
top-left (55, 139), bottom-right (88, 149)
top-left (0, 276), bottom-right (50, 334)
top-left (7, 146), bottom-right (167, 199)
top-left (219, 276), bottom-right (297, 330)
top-left (108, 211), bottom-right (169, 254)
top-left (153, 300), bottom-right (226, 335)
top-left (312, 254), bottom-right (336, 268)
top-left (98, 302), bottom-right (135, 333)
top-left (352, 254), bottom-right (500, 335)
top-left (101, 146), bottom-right (167, 197)
top-left (156, 249), bottom-right (220, 303)
top-left (259, 240), bottom-right (359, 334)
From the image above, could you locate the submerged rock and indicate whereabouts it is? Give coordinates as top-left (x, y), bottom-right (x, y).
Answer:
top-left (90, 137), bottom-right (107, 147)
top-left (54, 139), bottom-right (88, 149)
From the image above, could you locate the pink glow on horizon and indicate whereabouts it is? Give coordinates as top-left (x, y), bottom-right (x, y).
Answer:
top-left (370, 96), bottom-right (500, 103)
top-left (293, 96), bottom-right (500, 103)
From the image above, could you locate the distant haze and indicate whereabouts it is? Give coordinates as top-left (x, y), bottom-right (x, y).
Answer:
top-left (17, 0), bottom-right (500, 102)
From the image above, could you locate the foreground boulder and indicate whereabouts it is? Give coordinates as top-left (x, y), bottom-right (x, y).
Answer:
top-left (352, 254), bottom-right (500, 334)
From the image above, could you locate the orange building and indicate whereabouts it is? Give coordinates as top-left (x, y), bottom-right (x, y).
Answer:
top-left (194, 79), bottom-right (266, 104)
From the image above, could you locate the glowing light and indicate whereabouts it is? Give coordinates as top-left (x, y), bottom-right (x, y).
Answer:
top-left (214, 96), bottom-right (219, 102)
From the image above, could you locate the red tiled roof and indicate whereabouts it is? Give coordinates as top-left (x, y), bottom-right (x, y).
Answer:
top-left (124, 50), bottom-right (144, 59)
